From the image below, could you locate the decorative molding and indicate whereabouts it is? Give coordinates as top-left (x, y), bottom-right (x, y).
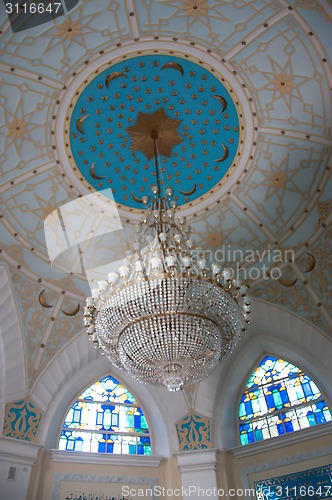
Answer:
top-left (231, 420), bottom-right (332, 459)
top-left (0, 265), bottom-right (26, 405)
top-left (51, 472), bottom-right (158, 500)
top-left (50, 450), bottom-right (163, 467)
top-left (175, 448), bottom-right (218, 473)
top-left (0, 436), bottom-right (43, 466)
top-left (318, 199), bottom-right (332, 225)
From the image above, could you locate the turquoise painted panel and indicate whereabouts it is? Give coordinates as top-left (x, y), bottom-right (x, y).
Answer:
top-left (176, 411), bottom-right (211, 451)
top-left (254, 464), bottom-right (332, 500)
top-left (3, 399), bottom-right (43, 442)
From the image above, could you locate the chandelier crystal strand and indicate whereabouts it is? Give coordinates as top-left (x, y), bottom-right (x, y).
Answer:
top-left (84, 113), bottom-right (250, 391)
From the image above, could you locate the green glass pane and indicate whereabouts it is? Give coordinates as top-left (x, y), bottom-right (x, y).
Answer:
top-left (240, 433), bottom-right (249, 445)
top-left (273, 390), bottom-right (283, 409)
top-left (126, 414), bottom-right (134, 428)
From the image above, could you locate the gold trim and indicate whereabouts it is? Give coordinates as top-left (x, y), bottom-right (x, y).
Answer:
top-left (117, 310), bottom-right (222, 336)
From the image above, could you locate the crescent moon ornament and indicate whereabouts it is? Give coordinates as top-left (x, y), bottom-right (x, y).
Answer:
top-left (212, 95), bottom-right (227, 113)
top-left (279, 277), bottom-right (298, 287)
top-left (105, 72), bottom-right (128, 88)
top-left (61, 303), bottom-right (80, 317)
top-left (131, 192), bottom-right (147, 204)
top-left (161, 62), bottom-right (184, 76)
top-left (38, 289), bottom-right (53, 308)
top-left (179, 183), bottom-right (197, 196)
top-left (90, 162), bottom-right (106, 180)
top-left (304, 253), bottom-right (316, 273)
top-left (76, 114), bottom-right (89, 134)
top-left (215, 144), bottom-right (229, 162)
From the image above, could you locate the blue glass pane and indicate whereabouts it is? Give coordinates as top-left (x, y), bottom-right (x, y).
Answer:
top-left (254, 428), bottom-right (263, 442)
top-left (284, 418), bottom-right (293, 433)
top-left (248, 430), bottom-right (255, 444)
top-left (129, 444), bottom-right (136, 454)
top-left (280, 388), bottom-right (289, 405)
top-left (265, 393), bottom-right (275, 411)
top-left (106, 441), bottom-right (114, 453)
top-left (134, 414), bottom-right (142, 429)
top-left (307, 411), bottom-right (316, 426)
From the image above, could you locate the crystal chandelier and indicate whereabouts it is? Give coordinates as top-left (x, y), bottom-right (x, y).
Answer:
top-left (84, 108), bottom-right (250, 391)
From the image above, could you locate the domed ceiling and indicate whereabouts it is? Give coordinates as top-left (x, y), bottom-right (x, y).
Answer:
top-left (0, 0), bottom-right (331, 399)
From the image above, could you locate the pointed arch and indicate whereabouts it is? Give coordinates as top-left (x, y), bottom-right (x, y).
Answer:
top-left (58, 374), bottom-right (152, 455)
top-left (238, 355), bottom-right (332, 446)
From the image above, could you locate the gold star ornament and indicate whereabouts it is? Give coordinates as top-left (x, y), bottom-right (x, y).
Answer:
top-left (126, 108), bottom-right (183, 160)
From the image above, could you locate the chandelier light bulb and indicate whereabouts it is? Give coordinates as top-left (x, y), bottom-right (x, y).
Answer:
top-left (182, 256), bottom-right (192, 267)
top-left (98, 280), bottom-right (108, 291)
top-left (108, 272), bottom-right (119, 283)
top-left (212, 264), bottom-right (221, 274)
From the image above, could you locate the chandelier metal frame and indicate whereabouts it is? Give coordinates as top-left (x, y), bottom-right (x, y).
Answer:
top-left (84, 108), bottom-right (250, 391)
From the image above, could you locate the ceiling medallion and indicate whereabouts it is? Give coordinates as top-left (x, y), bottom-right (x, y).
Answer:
top-left (84, 108), bottom-right (250, 391)
top-left (68, 54), bottom-right (241, 209)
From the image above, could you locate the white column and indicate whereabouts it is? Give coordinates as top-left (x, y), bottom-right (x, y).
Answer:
top-left (175, 449), bottom-right (219, 499)
top-left (0, 437), bottom-right (42, 500)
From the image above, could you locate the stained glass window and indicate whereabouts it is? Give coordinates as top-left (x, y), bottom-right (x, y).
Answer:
top-left (238, 356), bottom-right (331, 446)
top-left (58, 375), bottom-right (152, 455)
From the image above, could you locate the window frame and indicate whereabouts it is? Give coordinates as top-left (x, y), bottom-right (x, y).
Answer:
top-left (236, 354), bottom-right (332, 446)
top-left (57, 373), bottom-right (154, 455)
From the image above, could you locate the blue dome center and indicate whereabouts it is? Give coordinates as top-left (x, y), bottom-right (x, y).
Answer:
top-left (70, 55), bottom-right (240, 208)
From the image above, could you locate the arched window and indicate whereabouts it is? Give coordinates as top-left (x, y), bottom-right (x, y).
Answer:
top-left (238, 356), bottom-right (331, 446)
top-left (58, 375), bottom-right (151, 455)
